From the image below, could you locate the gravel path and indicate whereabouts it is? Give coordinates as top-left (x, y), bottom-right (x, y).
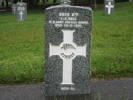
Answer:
top-left (0, 79), bottom-right (133, 100)
top-left (91, 79), bottom-right (133, 100)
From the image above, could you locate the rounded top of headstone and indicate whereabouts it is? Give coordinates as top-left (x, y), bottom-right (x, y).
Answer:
top-left (16, 2), bottom-right (26, 6)
top-left (60, 0), bottom-right (71, 4)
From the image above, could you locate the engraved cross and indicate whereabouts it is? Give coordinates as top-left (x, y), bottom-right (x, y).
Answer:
top-left (19, 11), bottom-right (24, 20)
top-left (49, 30), bottom-right (86, 85)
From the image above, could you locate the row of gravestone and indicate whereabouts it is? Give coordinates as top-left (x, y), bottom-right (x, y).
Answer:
top-left (12, 0), bottom-right (116, 22)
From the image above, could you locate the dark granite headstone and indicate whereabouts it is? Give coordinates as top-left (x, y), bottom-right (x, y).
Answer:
top-left (104, 0), bottom-right (115, 15)
top-left (45, 1), bottom-right (92, 97)
top-left (12, 4), bottom-right (16, 15)
top-left (16, 2), bottom-right (27, 21)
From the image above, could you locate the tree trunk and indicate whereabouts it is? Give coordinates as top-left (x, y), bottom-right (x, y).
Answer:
top-left (94, 0), bottom-right (97, 9)
top-left (36, 0), bottom-right (40, 4)
top-left (73, 0), bottom-right (78, 5)
top-left (43, 0), bottom-right (46, 5)
top-left (1, 1), bottom-right (4, 6)
top-left (53, 0), bottom-right (57, 4)
top-left (5, 0), bottom-right (8, 8)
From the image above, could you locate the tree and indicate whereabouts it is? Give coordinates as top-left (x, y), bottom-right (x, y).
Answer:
top-left (5, 0), bottom-right (8, 7)
top-left (53, 0), bottom-right (57, 4)
top-left (94, 0), bottom-right (97, 9)
top-left (42, 0), bottom-right (46, 5)
top-left (72, 0), bottom-right (78, 5)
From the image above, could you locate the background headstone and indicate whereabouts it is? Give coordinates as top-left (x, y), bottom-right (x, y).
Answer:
top-left (12, 4), bottom-right (16, 15)
top-left (104, 0), bottom-right (115, 15)
top-left (16, 2), bottom-right (27, 21)
top-left (45, 1), bottom-right (92, 98)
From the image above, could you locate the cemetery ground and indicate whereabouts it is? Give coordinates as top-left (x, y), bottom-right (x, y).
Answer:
top-left (0, 2), bottom-right (133, 84)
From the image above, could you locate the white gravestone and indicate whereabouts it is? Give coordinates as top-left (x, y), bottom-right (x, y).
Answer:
top-left (16, 2), bottom-right (27, 21)
top-left (105, 0), bottom-right (115, 15)
top-left (19, 11), bottom-right (24, 20)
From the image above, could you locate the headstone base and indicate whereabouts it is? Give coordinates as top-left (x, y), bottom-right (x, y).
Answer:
top-left (46, 94), bottom-right (92, 100)
top-left (45, 84), bottom-right (91, 96)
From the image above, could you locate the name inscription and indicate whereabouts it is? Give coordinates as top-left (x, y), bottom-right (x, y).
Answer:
top-left (49, 12), bottom-right (89, 28)
top-left (61, 86), bottom-right (75, 91)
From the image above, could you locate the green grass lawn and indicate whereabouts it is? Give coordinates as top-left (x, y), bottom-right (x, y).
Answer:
top-left (0, 2), bottom-right (133, 84)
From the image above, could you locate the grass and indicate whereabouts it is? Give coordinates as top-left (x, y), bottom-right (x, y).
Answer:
top-left (0, 11), bottom-right (44, 84)
top-left (0, 2), bottom-right (133, 84)
top-left (92, 2), bottom-right (133, 78)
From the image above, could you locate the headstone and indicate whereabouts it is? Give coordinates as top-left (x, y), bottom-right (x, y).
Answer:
top-left (45, 0), bottom-right (92, 98)
top-left (12, 4), bottom-right (16, 15)
top-left (104, 0), bottom-right (115, 15)
top-left (16, 2), bottom-right (27, 21)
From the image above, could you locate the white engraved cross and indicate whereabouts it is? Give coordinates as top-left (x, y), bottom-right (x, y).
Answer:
top-left (19, 11), bottom-right (24, 20)
top-left (105, 1), bottom-right (114, 14)
top-left (49, 30), bottom-right (86, 85)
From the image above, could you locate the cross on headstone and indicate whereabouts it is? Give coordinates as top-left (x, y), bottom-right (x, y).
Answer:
top-left (19, 11), bottom-right (24, 20)
top-left (104, 0), bottom-right (115, 15)
top-left (16, 2), bottom-right (27, 21)
top-left (105, 1), bottom-right (114, 14)
top-left (49, 30), bottom-right (86, 85)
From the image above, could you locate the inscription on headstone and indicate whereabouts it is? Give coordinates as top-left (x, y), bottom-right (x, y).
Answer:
top-left (105, 0), bottom-right (115, 15)
top-left (45, 1), bottom-right (92, 96)
top-left (16, 2), bottom-right (27, 21)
